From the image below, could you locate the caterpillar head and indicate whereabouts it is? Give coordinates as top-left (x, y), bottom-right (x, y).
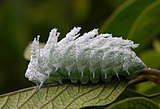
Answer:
top-left (25, 29), bottom-right (60, 85)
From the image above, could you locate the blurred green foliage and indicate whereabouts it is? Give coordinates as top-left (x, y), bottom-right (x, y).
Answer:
top-left (0, 0), bottom-right (160, 96)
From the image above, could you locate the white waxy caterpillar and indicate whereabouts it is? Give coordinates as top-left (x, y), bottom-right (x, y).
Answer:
top-left (25, 27), bottom-right (145, 88)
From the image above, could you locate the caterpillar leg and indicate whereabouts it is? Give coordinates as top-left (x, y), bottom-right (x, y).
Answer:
top-left (89, 67), bottom-right (100, 84)
top-left (90, 70), bottom-right (100, 84)
top-left (101, 70), bottom-right (112, 83)
top-left (125, 69), bottom-right (130, 75)
top-left (58, 80), bottom-right (63, 85)
top-left (69, 70), bottom-right (79, 84)
top-left (35, 81), bottom-right (44, 91)
top-left (115, 71), bottom-right (120, 81)
top-left (54, 67), bottom-right (59, 73)
top-left (79, 70), bottom-right (89, 84)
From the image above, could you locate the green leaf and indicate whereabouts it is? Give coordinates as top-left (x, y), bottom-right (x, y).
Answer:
top-left (106, 97), bottom-right (160, 109)
top-left (128, 0), bottom-right (160, 52)
top-left (0, 79), bottom-right (127, 109)
top-left (153, 39), bottom-right (160, 53)
top-left (100, 0), bottom-right (160, 53)
top-left (140, 49), bottom-right (160, 69)
top-left (100, 0), bottom-right (154, 36)
top-left (136, 81), bottom-right (158, 93)
top-left (117, 89), bottom-right (147, 101)
top-left (116, 88), bottom-right (160, 106)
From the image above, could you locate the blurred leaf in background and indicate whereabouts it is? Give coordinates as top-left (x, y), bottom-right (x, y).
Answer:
top-left (100, 0), bottom-right (160, 53)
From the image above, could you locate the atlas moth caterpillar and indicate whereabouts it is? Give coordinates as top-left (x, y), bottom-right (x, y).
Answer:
top-left (25, 27), bottom-right (146, 88)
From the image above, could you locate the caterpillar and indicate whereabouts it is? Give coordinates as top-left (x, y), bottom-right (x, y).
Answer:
top-left (25, 27), bottom-right (145, 88)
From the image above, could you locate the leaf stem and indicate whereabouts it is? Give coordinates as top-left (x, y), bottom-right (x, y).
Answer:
top-left (143, 69), bottom-right (160, 77)
top-left (128, 68), bottom-right (160, 85)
